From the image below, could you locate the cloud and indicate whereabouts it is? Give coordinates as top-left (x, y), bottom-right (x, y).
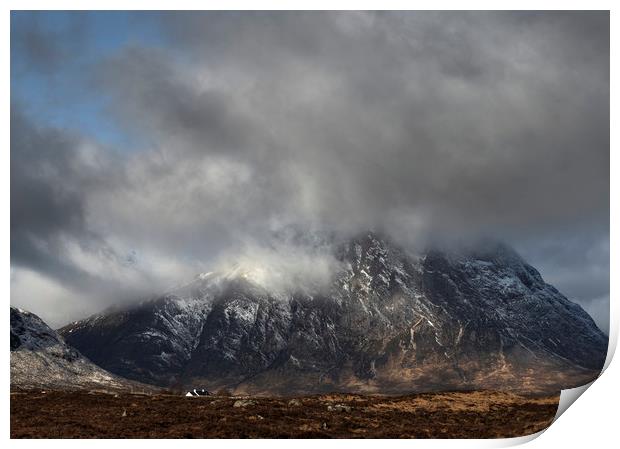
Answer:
top-left (214, 236), bottom-right (343, 295)
top-left (97, 12), bottom-right (609, 236)
top-left (10, 105), bottom-right (199, 315)
top-left (581, 295), bottom-right (610, 335)
top-left (10, 12), bottom-right (609, 329)
top-left (11, 105), bottom-right (100, 282)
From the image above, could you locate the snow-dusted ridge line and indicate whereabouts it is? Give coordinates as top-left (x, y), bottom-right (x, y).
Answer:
top-left (59, 232), bottom-right (607, 394)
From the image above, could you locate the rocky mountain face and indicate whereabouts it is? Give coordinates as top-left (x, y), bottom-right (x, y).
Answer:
top-left (59, 233), bottom-right (608, 394)
top-left (10, 307), bottom-right (152, 392)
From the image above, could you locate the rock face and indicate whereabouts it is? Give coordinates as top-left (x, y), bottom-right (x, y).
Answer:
top-left (59, 233), bottom-right (608, 394)
top-left (10, 307), bottom-right (150, 391)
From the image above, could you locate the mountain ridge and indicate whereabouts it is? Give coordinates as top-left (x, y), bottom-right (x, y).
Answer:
top-left (10, 306), bottom-right (155, 392)
top-left (58, 232), bottom-right (607, 394)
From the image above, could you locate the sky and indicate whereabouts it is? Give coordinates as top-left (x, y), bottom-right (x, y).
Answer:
top-left (10, 11), bottom-right (609, 332)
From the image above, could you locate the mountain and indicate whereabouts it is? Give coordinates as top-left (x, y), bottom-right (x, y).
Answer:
top-left (59, 233), bottom-right (607, 394)
top-left (10, 306), bottom-right (153, 392)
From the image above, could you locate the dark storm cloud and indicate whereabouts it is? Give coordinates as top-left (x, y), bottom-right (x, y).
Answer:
top-left (11, 105), bottom-right (92, 270)
top-left (97, 11), bottom-right (609, 236)
top-left (10, 11), bottom-right (609, 330)
top-left (10, 105), bottom-right (169, 322)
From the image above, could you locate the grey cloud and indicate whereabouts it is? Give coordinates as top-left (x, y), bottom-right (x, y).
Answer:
top-left (11, 12), bottom-right (609, 329)
top-left (103, 12), bottom-right (609, 236)
top-left (11, 105), bottom-right (92, 270)
top-left (10, 105), bottom-right (172, 316)
top-left (95, 46), bottom-right (256, 153)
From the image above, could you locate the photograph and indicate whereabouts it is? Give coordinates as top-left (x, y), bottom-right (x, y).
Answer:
top-left (9, 9), bottom-right (611, 439)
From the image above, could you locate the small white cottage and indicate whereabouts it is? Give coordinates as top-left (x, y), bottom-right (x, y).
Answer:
top-left (185, 388), bottom-right (211, 397)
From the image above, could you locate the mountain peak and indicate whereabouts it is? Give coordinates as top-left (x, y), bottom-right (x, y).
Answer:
top-left (58, 235), bottom-right (607, 394)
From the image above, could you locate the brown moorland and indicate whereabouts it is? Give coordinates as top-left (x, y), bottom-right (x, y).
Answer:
top-left (10, 389), bottom-right (559, 439)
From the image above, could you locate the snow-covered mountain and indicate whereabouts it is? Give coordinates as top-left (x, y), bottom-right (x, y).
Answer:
top-left (59, 233), bottom-right (608, 394)
top-left (10, 306), bottom-right (151, 391)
